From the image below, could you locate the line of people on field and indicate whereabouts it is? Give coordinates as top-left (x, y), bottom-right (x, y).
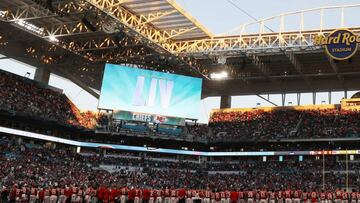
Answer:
top-left (2, 185), bottom-right (360, 203)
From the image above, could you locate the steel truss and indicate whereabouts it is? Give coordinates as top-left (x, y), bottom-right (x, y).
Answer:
top-left (2, 1), bottom-right (360, 56)
top-left (84, 0), bottom-right (199, 43)
top-left (0, 0), bottom-right (210, 40)
top-left (170, 28), bottom-right (360, 56)
top-left (2, 1), bottom-right (101, 35)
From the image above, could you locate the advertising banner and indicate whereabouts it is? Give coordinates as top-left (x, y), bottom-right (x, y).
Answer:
top-left (113, 110), bottom-right (186, 126)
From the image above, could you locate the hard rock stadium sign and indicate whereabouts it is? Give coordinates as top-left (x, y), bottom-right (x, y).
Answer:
top-left (314, 28), bottom-right (359, 60)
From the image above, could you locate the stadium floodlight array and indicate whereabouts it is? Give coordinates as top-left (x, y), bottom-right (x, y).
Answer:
top-left (14, 19), bottom-right (44, 36)
top-left (48, 35), bottom-right (59, 42)
top-left (1, 126), bottom-right (359, 157)
top-left (210, 71), bottom-right (228, 80)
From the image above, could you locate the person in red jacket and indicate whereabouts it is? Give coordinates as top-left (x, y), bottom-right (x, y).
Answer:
top-left (284, 189), bottom-right (292, 203)
top-left (64, 185), bottom-right (72, 203)
top-left (58, 186), bottom-right (67, 203)
top-left (98, 185), bottom-right (106, 203)
top-left (143, 188), bottom-right (151, 203)
top-left (50, 187), bottom-right (58, 203)
top-left (119, 187), bottom-right (128, 203)
top-left (277, 189), bottom-right (284, 203)
top-left (230, 190), bottom-right (239, 203)
top-left (128, 187), bottom-right (135, 203)
top-left (134, 188), bottom-right (142, 203)
top-left (238, 189), bottom-right (245, 203)
top-left (164, 187), bottom-right (171, 203)
top-left (204, 189), bottom-right (212, 203)
top-left (44, 187), bottom-right (51, 203)
top-left (269, 189), bottom-right (276, 203)
top-left (310, 190), bottom-right (318, 203)
top-left (327, 190), bottom-right (334, 203)
top-left (29, 186), bottom-right (37, 203)
top-left (247, 189), bottom-right (254, 203)
top-left (226, 190), bottom-right (231, 203)
top-left (178, 188), bottom-right (186, 203)
top-left (220, 191), bottom-right (226, 203)
top-left (342, 189), bottom-right (349, 203)
top-left (149, 189), bottom-right (157, 203)
top-left (320, 190), bottom-right (327, 203)
top-left (103, 187), bottom-right (110, 203)
top-left (293, 189), bottom-right (302, 203)
top-left (109, 186), bottom-right (117, 203)
top-left (76, 186), bottom-right (84, 203)
top-left (259, 189), bottom-right (268, 203)
top-left (92, 186), bottom-right (98, 203)
top-left (170, 188), bottom-right (178, 203)
top-left (186, 189), bottom-right (193, 203)
top-left (215, 190), bottom-right (221, 203)
top-left (70, 186), bottom-right (77, 203)
top-left (157, 189), bottom-right (164, 203)
top-left (335, 189), bottom-right (343, 203)
top-left (38, 188), bottom-right (45, 203)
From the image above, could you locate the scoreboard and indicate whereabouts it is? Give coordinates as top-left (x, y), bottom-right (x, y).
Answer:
top-left (98, 64), bottom-right (203, 119)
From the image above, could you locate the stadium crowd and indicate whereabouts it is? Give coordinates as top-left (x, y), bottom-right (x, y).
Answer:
top-left (204, 108), bottom-right (360, 141)
top-left (1, 135), bottom-right (360, 203)
top-left (299, 109), bottom-right (360, 138)
top-left (208, 110), bottom-right (300, 141)
top-left (1, 70), bottom-right (360, 142)
top-left (0, 70), bottom-right (98, 129)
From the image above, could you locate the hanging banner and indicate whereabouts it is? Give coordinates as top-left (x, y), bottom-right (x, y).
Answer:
top-left (113, 110), bottom-right (185, 126)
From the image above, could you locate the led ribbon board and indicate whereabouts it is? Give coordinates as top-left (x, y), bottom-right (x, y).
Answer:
top-left (98, 64), bottom-right (203, 119)
top-left (314, 28), bottom-right (359, 60)
top-left (1, 126), bottom-right (360, 157)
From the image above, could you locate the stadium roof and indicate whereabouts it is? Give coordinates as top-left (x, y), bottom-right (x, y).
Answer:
top-left (120, 0), bottom-right (213, 40)
top-left (1, 1), bottom-right (360, 98)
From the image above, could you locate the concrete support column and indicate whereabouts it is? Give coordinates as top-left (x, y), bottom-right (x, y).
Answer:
top-left (313, 92), bottom-right (317, 105)
top-left (297, 93), bottom-right (301, 106)
top-left (220, 95), bottom-right (231, 109)
top-left (281, 93), bottom-right (286, 106)
top-left (34, 68), bottom-right (50, 84)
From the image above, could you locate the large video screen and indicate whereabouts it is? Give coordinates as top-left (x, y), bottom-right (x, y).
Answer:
top-left (98, 64), bottom-right (203, 119)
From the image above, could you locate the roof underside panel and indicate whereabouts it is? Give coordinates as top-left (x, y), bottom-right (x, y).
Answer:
top-left (121, 0), bottom-right (213, 41)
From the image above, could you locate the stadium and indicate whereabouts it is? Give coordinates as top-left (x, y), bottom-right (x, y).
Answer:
top-left (1, 0), bottom-right (360, 202)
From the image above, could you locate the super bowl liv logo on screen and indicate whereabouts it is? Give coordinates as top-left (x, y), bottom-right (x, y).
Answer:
top-left (132, 76), bottom-right (174, 109)
top-left (314, 28), bottom-right (359, 60)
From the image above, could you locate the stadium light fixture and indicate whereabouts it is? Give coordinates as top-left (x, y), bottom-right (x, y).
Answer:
top-left (49, 35), bottom-right (59, 42)
top-left (14, 19), bottom-right (44, 36)
top-left (210, 71), bottom-right (228, 80)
